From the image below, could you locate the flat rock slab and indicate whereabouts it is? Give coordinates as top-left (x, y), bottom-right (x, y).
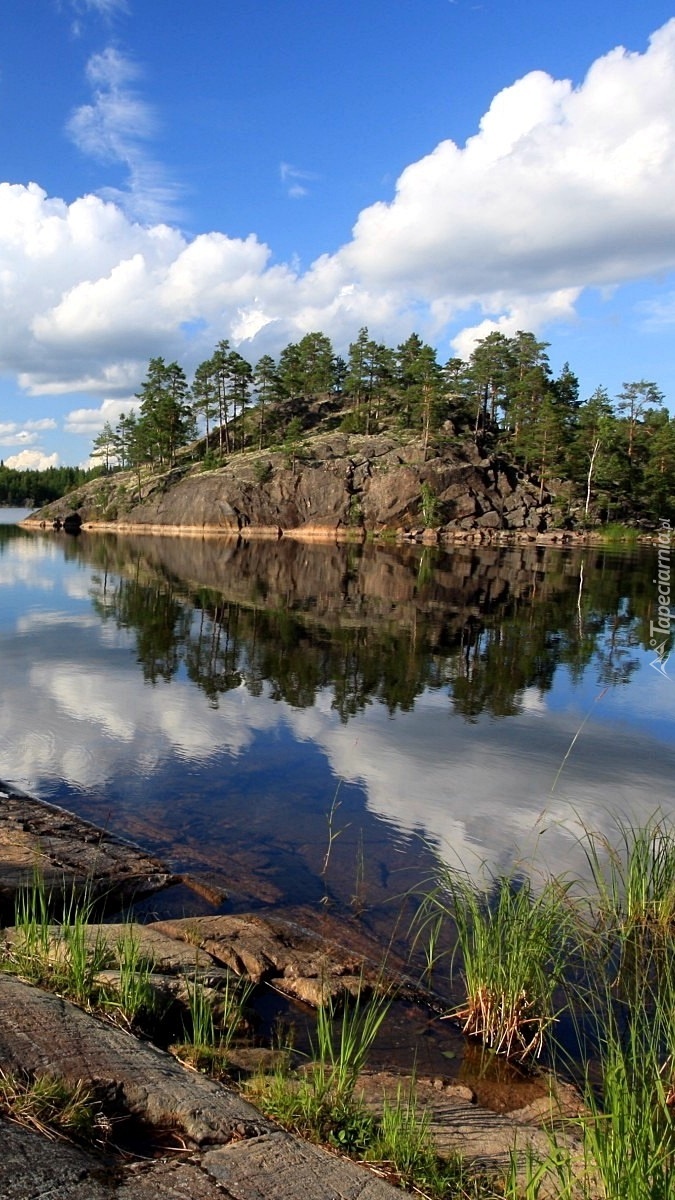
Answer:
top-left (356, 1071), bottom-right (584, 1174)
top-left (0, 783), bottom-right (174, 913)
top-left (0, 1116), bottom-right (115, 1200)
top-left (81, 922), bottom-right (222, 975)
top-left (0, 973), bottom-right (273, 1146)
top-left (0, 1118), bottom-right (241, 1200)
top-left (204, 1130), bottom-right (404, 1200)
top-left (116, 1159), bottom-right (237, 1199)
top-left (151, 909), bottom-right (400, 1006)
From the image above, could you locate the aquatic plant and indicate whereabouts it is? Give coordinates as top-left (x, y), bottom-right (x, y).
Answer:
top-left (310, 983), bottom-right (391, 1103)
top-left (417, 867), bottom-right (574, 1062)
top-left (579, 813), bottom-right (675, 939)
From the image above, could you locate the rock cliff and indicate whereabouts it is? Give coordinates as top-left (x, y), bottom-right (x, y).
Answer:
top-left (26, 432), bottom-right (555, 539)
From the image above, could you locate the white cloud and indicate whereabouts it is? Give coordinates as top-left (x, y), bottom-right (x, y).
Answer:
top-left (71, 0), bottom-right (128, 15)
top-left (0, 431), bottom-right (39, 447)
top-left (64, 396), bottom-right (135, 435)
top-left (638, 290), bottom-right (675, 328)
top-left (0, 417), bottom-right (58, 448)
top-left (67, 48), bottom-right (179, 222)
top-left (25, 418), bottom-right (58, 431)
top-left (4, 449), bottom-right (60, 470)
top-left (0, 21), bottom-right (674, 402)
top-left (280, 162), bottom-right (317, 199)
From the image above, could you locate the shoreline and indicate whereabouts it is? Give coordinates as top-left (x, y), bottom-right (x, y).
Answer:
top-left (20, 515), bottom-right (652, 548)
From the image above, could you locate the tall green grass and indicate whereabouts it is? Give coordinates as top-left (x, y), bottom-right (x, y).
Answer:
top-left (104, 924), bottom-right (157, 1027)
top-left (311, 984), bottom-right (391, 1103)
top-left (9, 874), bottom-right (108, 1004)
top-left (578, 813), bottom-right (675, 938)
top-left (417, 868), bottom-right (574, 1062)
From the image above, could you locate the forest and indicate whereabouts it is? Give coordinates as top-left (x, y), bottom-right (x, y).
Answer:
top-left (2, 327), bottom-right (673, 524)
top-left (0, 463), bottom-right (95, 508)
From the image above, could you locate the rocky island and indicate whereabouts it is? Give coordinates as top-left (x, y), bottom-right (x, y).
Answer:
top-left (23, 430), bottom-right (559, 543)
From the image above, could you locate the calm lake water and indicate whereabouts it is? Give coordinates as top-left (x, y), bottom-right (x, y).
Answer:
top-left (1, 513), bottom-right (673, 965)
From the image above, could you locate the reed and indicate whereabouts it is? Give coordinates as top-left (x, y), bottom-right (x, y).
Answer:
top-left (10, 870), bottom-right (52, 981)
top-left (311, 984), bottom-right (391, 1103)
top-left (58, 893), bottom-right (108, 1006)
top-left (417, 867), bottom-right (573, 1062)
top-left (579, 813), bottom-right (675, 939)
top-left (104, 924), bottom-right (156, 1027)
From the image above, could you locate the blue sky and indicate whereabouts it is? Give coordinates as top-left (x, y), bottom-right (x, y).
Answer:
top-left (1, 0), bottom-right (674, 468)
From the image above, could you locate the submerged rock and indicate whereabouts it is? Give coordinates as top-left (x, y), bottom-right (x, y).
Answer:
top-left (0, 781), bottom-right (175, 917)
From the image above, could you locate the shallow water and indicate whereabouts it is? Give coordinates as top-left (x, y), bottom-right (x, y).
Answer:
top-left (0, 523), bottom-right (673, 965)
top-left (2, 518), bottom-right (673, 1091)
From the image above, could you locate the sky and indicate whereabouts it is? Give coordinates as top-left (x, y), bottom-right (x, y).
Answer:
top-left (1, 0), bottom-right (674, 470)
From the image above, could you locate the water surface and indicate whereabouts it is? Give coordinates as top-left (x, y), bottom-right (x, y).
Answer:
top-left (1, 523), bottom-right (672, 938)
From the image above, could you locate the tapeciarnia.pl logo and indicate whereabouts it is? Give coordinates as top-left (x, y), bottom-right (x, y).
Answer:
top-left (649, 518), bottom-right (672, 679)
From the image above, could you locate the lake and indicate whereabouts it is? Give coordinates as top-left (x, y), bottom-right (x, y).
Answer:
top-left (1, 513), bottom-right (673, 983)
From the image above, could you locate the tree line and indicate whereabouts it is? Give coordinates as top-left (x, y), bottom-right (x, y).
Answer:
top-left (93, 328), bottom-right (672, 524)
top-left (0, 463), bottom-right (94, 508)
top-left (3, 327), bottom-right (670, 523)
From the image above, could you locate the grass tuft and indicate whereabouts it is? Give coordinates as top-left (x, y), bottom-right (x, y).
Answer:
top-left (0, 1069), bottom-right (98, 1143)
top-left (417, 867), bottom-right (573, 1062)
top-left (579, 812), bottom-right (675, 939)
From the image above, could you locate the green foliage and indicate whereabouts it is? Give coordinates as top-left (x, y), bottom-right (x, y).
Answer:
top-left (104, 925), bottom-right (157, 1027)
top-left (419, 481), bottom-right (439, 527)
top-left (578, 813), bottom-right (675, 939)
top-left (417, 869), bottom-right (573, 1061)
top-left (0, 464), bottom-right (96, 507)
top-left (174, 971), bottom-right (253, 1074)
top-left (598, 522), bottom-right (641, 543)
top-left (253, 458), bottom-right (273, 484)
top-left (9, 876), bottom-right (109, 1005)
top-left (310, 985), bottom-right (391, 1104)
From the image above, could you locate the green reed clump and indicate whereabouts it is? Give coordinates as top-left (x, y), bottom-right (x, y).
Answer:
top-left (58, 892), bottom-right (108, 1006)
top-left (9, 870), bottom-right (52, 980)
top-left (9, 874), bottom-right (108, 1004)
top-left (103, 924), bottom-right (157, 1027)
top-left (364, 1082), bottom-right (453, 1193)
top-left (311, 984), bottom-right (391, 1104)
top-left (173, 970), bottom-right (253, 1074)
top-left (598, 523), bottom-right (640, 544)
top-left (418, 868), bottom-right (574, 1062)
top-left (579, 813), bottom-right (675, 939)
top-left (511, 960), bottom-right (675, 1200)
top-left (247, 985), bottom-right (391, 1152)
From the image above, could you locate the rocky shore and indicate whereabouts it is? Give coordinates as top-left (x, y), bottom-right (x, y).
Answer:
top-left (22, 432), bottom-right (568, 544)
top-left (0, 782), bottom-right (581, 1198)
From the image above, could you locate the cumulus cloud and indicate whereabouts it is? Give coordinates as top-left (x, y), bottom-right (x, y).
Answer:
top-left (0, 418), bottom-right (58, 447)
top-left (64, 396), bottom-right (135, 435)
top-left (1, 20), bottom-right (674, 399)
top-left (4, 449), bottom-right (60, 470)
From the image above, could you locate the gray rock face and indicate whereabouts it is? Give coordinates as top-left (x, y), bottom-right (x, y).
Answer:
top-left (204, 1131), bottom-right (404, 1200)
top-left (0, 1117), bottom-right (278, 1200)
top-left (28, 434), bottom-right (553, 537)
top-left (0, 1118), bottom-right (115, 1200)
top-left (0, 974), bottom-right (273, 1145)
